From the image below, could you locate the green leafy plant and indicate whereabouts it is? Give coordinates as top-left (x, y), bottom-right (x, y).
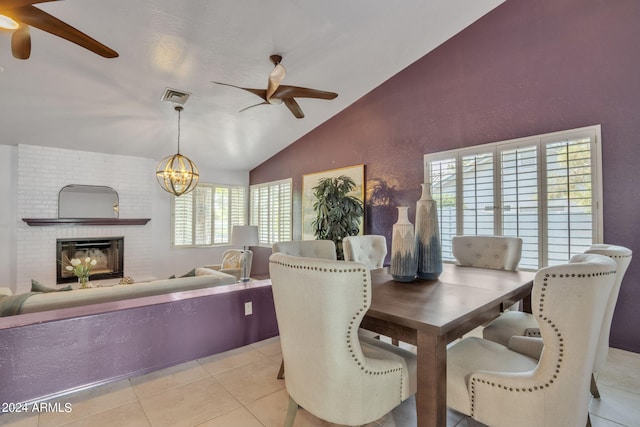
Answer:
top-left (312, 175), bottom-right (364, 259)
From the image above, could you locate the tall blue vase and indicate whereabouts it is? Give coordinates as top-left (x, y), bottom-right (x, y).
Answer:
top-left (415, 183), bottom-right (442, 280)
top-left (390, 206), bottom-right (417, 282)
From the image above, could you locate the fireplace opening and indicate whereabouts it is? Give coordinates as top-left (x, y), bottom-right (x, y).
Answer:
top-left (56, 237), bottom-right (124, 284)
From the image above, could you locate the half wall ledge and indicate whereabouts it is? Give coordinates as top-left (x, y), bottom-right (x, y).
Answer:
top-left (22, 218), bottom-right (151, 226)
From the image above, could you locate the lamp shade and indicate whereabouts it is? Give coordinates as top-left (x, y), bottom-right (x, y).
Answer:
top-left (231, 225), bottom-right (259, 247)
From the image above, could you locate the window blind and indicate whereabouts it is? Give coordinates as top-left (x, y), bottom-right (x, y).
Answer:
top-left (425, 125), bottom-right (601, 269)
top-left (250, 179), bottom-right (292, 246)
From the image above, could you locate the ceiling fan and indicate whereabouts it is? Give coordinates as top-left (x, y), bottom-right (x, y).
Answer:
top-left (0, 0), bottom-right (118, 60)
top-left (213, 55), bottom-right (338, 119)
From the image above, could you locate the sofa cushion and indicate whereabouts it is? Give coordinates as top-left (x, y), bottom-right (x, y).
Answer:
top-left (0, 287), bottom-right (12, 297)
top-left (31, 279), bottom-right (73, 293)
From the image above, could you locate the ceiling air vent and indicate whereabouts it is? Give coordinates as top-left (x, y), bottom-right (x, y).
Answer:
top-left (161, 88), bottom-right (191, 105)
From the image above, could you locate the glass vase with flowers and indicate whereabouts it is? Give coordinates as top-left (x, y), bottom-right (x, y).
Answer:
top-left (65, 257), bottom-right (97, 289)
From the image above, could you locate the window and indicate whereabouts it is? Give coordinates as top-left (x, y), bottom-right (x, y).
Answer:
top-left (250, 179), bottom-right (292, 246)
top-left (172, 184), bottom-right (246, 247)
top-left (425, 125), bottom-right (602, 270)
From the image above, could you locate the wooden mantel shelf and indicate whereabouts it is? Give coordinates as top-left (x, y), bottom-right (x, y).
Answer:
top-left (22, 218), bottom-right (151, 226)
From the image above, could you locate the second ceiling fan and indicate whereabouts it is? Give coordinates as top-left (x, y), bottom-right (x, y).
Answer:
top-left (213, 55), bottom-right (337, 119)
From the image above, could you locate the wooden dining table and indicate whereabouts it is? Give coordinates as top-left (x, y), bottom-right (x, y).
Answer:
top-left (360, 263), bottom-right (536, 427)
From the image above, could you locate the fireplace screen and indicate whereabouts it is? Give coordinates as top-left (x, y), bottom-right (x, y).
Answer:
top-left (57, 237), bottom-right (124, 284)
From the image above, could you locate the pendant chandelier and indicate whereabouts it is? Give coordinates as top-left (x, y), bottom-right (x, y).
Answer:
top-left (156, 106), bottom-right (199, 196)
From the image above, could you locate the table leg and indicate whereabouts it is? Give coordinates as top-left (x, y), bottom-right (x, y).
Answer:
top-left (416, 330), bottom-right (447, 427)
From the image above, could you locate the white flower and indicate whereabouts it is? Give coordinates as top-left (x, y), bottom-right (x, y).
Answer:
top-left (70, 258), bottom-right (81, 266)
top-left (65, 265), bottom-right (73, 271)
top-left (90, 259), bottom-right (97, 266)
top-left (85, 257), bottom-right (91, 264)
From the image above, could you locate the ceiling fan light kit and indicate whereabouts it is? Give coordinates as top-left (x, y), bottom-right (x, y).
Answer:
top-left (0, 0), bottom-right (119, 60)
top-left (156, 106), bottom-right (200, 197)
top-left (213, 54), bottom-right (337, 119)
top-left (0, 13), bottom-right (18, 29)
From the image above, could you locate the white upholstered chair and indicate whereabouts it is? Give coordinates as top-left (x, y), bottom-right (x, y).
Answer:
top-left (452, 235), bottom-right (523, 271)
top-left (272, 239), bottom-right (337, 260)
top-left (204, 249), bottom-right (252, 282)
top-left (482, 243), bottom-right (632, 398)
top-left (269, 253), bottom-right (417, 426)
top-left (447, 253), bottom-right (617, 427)
top-left (272, 239), bottom-right (337, 379)
top-left (343, 235), bottom-right (387, 270)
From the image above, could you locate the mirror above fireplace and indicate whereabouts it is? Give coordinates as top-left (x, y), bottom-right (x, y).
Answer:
top-left (58, 185), bottom-right (119, 219)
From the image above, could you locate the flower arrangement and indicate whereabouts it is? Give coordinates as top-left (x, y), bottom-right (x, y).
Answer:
top-left (65, 257), bottom-right (97, 289)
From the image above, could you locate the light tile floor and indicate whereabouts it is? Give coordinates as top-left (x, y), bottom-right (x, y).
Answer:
top-left (2, 335), bottom-right (640, 427)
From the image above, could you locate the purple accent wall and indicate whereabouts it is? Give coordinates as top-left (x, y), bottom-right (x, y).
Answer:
top-left (0, 282), bottom-right (278, 404)
top-left (251, 0), bottom-right (640, 353)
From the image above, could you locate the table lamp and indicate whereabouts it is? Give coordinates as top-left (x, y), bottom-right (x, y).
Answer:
top-left (231, 225), bottom-right (259, 282)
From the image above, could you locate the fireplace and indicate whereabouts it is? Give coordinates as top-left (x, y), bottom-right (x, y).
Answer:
top-left (56, 237), bottom-right (124, 284)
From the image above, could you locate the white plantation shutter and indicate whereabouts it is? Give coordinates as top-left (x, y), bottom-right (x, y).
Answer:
top-left (424, 125), bottom-right (602, 269)
top-left (427, 157), bottom-right (457, 261)
top-left (250, 179), bottom-right (292, 246)
top-left (499, 143), bottom-right (539, 270)
top-left (543, 130), bottom-right (598, 265)
top-left (172, 184), bottom-right (246, 247)
top-left (461, 151), bottom-right (495, 236)
top-left (173, 192), bottom-right (194, 246)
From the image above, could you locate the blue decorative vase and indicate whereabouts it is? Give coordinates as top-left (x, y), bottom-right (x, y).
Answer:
top-left (390, 206), bottom-right (417, 282)
top-left (415, 183), bottom-right (442, 280)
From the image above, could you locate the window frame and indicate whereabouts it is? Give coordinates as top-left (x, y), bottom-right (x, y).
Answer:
top-left (171, 183), bottom-right (247, 248)
top-left (425, 125), bottom-right (603, 270)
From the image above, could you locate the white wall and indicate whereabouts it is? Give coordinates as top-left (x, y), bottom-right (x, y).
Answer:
top-left (0, 145), bottom-right (17, 289)
top-left (12, 144), bottom-right (249, 294)
top-left (15, 145), bottom-right (155, 294)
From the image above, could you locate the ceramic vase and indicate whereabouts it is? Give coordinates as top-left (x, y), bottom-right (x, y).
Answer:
top-left (390, 206), bottom-right (417, 282)
top-left (415, 183), bottom-right (442, 280)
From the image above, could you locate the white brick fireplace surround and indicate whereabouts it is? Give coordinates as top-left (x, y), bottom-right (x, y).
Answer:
top-left (16, 145), bottom-right (154, 294)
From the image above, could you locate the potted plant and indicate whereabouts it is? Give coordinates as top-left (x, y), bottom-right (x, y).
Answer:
top-left (312, 175), bottom-right (364, 259)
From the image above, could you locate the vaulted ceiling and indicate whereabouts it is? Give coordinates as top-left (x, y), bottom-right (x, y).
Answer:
top-left (0, 0), bottom-right (504, 171)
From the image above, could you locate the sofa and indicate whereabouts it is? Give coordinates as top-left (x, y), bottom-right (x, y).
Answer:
top-left (0, 267), bottom-right (237, 316)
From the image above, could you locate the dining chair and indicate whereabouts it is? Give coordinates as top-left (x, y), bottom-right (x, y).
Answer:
top-left (272, 239), bottom-right (337, 260)
top-left (452, 235), bottom-right (523, 312)
top-left (343, 235), bottom-right (388, 270)
top-left (482, 244), bottom-right (632, 398)
top-left (447, 253), bottom-right (617, 427)
top-left (272, 239), bottom-right (337, 379)
top-left (269, 253), bottom-right (417, 426)
top-left (452, 235), bottom-right (523, 271)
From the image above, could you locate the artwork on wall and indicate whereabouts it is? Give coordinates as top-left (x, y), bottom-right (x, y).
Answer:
top-left (302, 164), bottom-right (365, 240)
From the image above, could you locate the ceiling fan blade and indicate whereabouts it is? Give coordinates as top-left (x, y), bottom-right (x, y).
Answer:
top-left (266, 63), bottom-right (286, 101)
top-left (11, 23), bottom-right (30, 59)
top-left (212, 82), bottom-right (267, 101)
top-left (239, 101), bottom-right (269, 113)
top-left (9, 5), bottom-right (118, 58)
top-left (0, 0), bottom-right (56, 8)
top-left (274, 85), bottom-right (338, 100)
top-left (283, 98), bottom-right (304, 119)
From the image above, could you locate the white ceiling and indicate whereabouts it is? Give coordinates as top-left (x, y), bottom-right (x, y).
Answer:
top-left (0, 0), bottom-right (504, 171)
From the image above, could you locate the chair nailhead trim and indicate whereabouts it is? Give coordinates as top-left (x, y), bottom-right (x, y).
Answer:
top-left (469, 268), bottom-right (616, 417)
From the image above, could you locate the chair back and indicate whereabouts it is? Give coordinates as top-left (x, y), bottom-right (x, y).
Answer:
top-left (343, 235), bottom-right (387, 269)
top-left (272, 239), bottom-right (337, 260)
top-left (452, 235), bottom-right (523, 271)
top-left (471, 253), bottom-right (616, 426)
top-left (584, 244), bottom-right (632, 372)
top-left (269, 253), bottom-right (413, 424)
